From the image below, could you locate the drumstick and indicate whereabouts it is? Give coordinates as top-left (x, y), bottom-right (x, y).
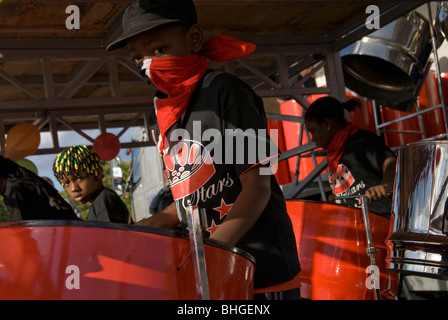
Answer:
top-left (186, 200), bottom-right (210, 300)
top-left (335, 195), bottom-right (381, 300)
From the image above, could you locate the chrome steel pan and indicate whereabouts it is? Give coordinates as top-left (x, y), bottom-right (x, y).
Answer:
top-left (387, 141), bottom-right (448, 279)
top-left (341, 11), bottom-right (432, 111)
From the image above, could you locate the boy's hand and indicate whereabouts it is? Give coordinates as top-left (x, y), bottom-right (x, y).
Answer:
top-left (365, 184), bottom-right (389, 201)
top-left (135, 202), bottom-right (180, 229)
top-left (209, 166), bottom-right (270, 246)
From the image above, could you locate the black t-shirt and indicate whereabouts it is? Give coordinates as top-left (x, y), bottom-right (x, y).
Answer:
top-left (88, 188), bottom-right (130, 223)
top-left (329, 129), bottom-right (396, 217)
top-left (3, 176), bottom-right (80, 221)
top-left (149, 69), bottom-right (300, 289)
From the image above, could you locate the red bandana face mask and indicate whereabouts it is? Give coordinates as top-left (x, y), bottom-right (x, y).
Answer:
top-left (139, 35), bottom-right (256, 152)
top-left (326, 122), bottom-right (359, 175)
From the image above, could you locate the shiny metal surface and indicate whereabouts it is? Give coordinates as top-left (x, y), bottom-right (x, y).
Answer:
top-left (436, 1), bottom-right (448, 39)
top-left (287, 200), bottom-right (399, 300)
top-left (387, 141), bottom-right (448, 279)
top-left (336, 195), bottom-right (381, 300)
top-left (341, 11), bottom-right (432, 110)
top-left (186, 202), bottom-right (210, 300)
top-left (0, 220), bottom-right (255, 299)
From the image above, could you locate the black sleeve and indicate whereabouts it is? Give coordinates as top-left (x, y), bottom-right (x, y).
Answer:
top-left (4, 178), bottom-right (79, 221)
top-left (99, 189), bottom-right (130, 223)
top-left (218, 75), bottom-right (279, 176)
top-left (363, 131), bottom-right (396, 172)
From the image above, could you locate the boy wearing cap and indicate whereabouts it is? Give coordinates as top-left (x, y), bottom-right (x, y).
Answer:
top-left (53, 145), bottom-right (131, 224)
top-left (107, 0), bottom-right (300, 299)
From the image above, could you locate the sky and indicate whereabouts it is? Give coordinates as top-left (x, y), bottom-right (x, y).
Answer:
top-left (27, 128), bottom-right (134, 191)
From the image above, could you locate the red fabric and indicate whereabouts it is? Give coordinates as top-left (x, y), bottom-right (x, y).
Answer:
top-left (326, 122), bottom-right (359, 175)
top-left (148, 35), bottom-right (256, 143)
top-left (200, 34), bottom-right (256, 62)
top-left (150, 54), bottom-right (208, 144)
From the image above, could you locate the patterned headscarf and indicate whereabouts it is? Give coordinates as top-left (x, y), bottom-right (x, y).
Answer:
top-left (53, 145), bottom-right (101, 185)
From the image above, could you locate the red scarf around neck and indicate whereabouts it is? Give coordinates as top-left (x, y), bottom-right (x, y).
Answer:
top-left (146, 35), bottom-right (256, 146)
top-left (326, 122), bottom-right (359, 175)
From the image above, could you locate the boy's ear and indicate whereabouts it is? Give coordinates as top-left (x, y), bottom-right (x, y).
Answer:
top-left (323, 118), bottom-right (335, 130)
top-left (188, 24), bottom-right (203, 53)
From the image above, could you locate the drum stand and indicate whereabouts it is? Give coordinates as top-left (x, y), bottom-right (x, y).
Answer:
top-left (335, 195), bottom-right (381, 300)
top-left (186, 200), bottom-right (210, 300)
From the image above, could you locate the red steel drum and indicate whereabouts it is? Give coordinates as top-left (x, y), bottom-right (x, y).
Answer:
top-left (279, 93), bottom-right (376, 183)
top-left (380, 70), bottom-right (446, 148)
top-left (420, 71), bottom-right (446, 139)
top-left (286, 200), bottom-right (399, 300)
top-left (0, 221), bottom-right (255, 300)
top-left (307, 92), bottom-right (377, 134)
top-left (380, 105), bottom-right (421, 148)
top-left (267, 118), bottom-right (292, 185)
top-left (280, 99), bottom-right (326, 181)
top-left (346, 92), bottom-right (377, 134)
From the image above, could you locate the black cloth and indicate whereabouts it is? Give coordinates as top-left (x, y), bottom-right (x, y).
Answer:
top-left (149, 69), bottom-right (300, 289)
top-left (150, 187), bottom-right (174, 215)
top-left (329, 129), bottom-right (396, 217)
top-left (3, 176), bottom-right (80, 221)
top-left (87, 187), bottom-right (130, 223)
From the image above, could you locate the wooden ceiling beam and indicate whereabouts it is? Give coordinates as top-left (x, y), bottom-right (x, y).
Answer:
top-left (0, 48), bottom-right (128, 61)
top-left (0, 96), bottom-right (154, 112)
top-left (23, 0), bottom-right (382, 3)
top-left (0, 74), bottom-right (141, 88)
top-left (0, 69), bottom-right (42, 100)
top-left (56, 60), bottom-right (106, 99)
top-left (0, 38), bottom-right (328, 61)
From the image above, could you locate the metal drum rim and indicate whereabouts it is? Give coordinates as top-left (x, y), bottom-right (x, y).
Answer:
top-left (397, 140), bottom-right (448, 152)
top-left (387, 250), bottom-right (448, 280)
top-left (341, 37), bottom-right (423, 78)
top-left (0, 220), bottom-right (256, 264)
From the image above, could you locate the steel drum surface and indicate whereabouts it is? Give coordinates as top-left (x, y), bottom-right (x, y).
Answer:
top-left (340, 11), bottom-right (431, 109)
top-left (0, 221), bottom-right (255, 300)
top-left (286, 200), bottom-right (398, 300)
top-left (387, 141), bottom-right (448, 279)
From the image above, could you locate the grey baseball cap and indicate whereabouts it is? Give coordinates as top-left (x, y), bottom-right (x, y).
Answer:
top-left (106, 0), bottom-right (197, 51)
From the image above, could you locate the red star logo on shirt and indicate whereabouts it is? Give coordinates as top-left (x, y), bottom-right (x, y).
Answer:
top-left (213, 198), bottom-right (233, 220)
top-left (206, 219), bottom-right (220, 235)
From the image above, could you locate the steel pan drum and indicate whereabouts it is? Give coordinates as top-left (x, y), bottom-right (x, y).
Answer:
top-left (286, 200), bottom-right (399, 300)
top-left (340, 11), bottom-right (432, 110)
top-left (436, 1), bottom-right (448, 40)
top-left (0, 220), bottom-right (255, 300)
top-left (387, 141), bottom-right (448, 279)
